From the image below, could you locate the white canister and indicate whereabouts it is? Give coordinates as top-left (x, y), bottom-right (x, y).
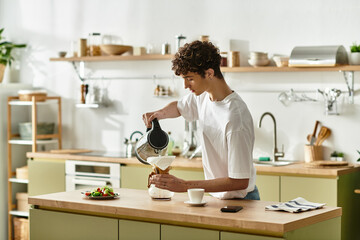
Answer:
top-left (350, 52), bottom-right (360, 65)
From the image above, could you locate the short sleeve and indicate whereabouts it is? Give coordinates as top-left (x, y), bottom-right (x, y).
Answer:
top-left (226, 129), bottom-right (254, 179)
top-left (177, 93), bottom-right (199, 121)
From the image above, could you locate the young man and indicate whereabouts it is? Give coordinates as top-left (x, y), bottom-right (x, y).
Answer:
top-left (143, 40), bottom-right (259, 200)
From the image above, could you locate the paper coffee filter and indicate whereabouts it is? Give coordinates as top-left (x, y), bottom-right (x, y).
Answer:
top-left (147, 156), bottom-right (176, 170)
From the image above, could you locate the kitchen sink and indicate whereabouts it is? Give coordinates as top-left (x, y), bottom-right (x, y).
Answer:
top-left (253, 160), bottom-right (294, 167)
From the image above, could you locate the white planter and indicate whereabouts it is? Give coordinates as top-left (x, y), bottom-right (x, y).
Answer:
top-left (350, 52), bottom-right (360, 65)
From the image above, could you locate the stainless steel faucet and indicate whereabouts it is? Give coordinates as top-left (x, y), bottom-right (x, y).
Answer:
top-left (258, 112), bottom-right (285, 162)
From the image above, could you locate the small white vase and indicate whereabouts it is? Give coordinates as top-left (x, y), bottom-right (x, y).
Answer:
top-left (350, 52), bottom-right (360, 65)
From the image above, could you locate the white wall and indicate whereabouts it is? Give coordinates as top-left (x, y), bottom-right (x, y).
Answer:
top-left (1, 1), bottom-right (360, 238)
top-left (1, 0), bottom-right (360, 160)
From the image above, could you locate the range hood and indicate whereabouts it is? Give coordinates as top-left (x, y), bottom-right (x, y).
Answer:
top-left (289, 45), bottom-right (348, 67)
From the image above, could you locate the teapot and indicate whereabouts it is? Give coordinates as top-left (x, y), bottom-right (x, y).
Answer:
top-left (135, 119), bottom-right (169, 165)
top-left (124, 131), bottom-right (143, 157)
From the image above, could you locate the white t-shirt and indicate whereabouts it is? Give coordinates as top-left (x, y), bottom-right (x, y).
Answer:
top-left (177, 91), bottom-right (256, 199)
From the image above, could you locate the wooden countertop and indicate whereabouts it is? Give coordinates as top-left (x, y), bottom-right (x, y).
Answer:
top-left (27, 151), bottom-right (360, 177)
top-left (26, 151), bottom-right (203, 169)
top-left (29, 188), bottom-right (341, 237)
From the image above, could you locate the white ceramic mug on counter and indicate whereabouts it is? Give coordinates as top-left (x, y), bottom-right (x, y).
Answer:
top-left (187, 188), bottom-right (205, 203)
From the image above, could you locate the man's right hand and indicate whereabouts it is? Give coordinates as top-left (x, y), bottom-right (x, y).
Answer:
top-left (142, 101), bottom-right (181, 128)
top-left (142, 111), bottom-right (163, 129)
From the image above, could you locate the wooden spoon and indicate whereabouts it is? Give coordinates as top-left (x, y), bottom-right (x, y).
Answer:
top-left (314, 127), bottom-right (331, 146)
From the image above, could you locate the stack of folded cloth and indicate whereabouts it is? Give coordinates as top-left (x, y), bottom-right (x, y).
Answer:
top-left (265, 197), bottom-right (326, 213)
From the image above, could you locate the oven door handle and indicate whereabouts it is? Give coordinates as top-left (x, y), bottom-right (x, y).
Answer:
top-left (72, 178), bottom-right (110, 186)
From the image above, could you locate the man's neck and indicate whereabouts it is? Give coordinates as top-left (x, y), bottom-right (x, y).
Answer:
top-left (207, 77), bottom-right (233, 102)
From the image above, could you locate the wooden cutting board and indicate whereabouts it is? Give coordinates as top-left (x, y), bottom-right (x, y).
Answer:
top-left (305, 160), bottom-right (353, 168)
top-left (49, 149), bottom-right (92, 154)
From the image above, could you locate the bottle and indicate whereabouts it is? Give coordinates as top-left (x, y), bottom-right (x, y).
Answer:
top-left (167, 132), bottom-right (174, 156)
top-left (78, 38), bottom-right (87, 57)
top-left (175, 34), bottom-right (186, 52)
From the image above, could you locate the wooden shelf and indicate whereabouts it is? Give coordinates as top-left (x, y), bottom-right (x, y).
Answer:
top-left (9, 178), bottom-right (29, 184)
top-left (75, 103), bottom-right (104, 108)
top-left (9, 210), bottom-right (29, 218)
top-left (9, 138), bottom-right (59, 145)
top-left (50, 54), bottom-right (174, 62)
top-left (221, 65), bottom-right (360, 73)
top-left (9, 99), bottom-right (58, 106)
top-left (7, 95), bottom-right (62, 240)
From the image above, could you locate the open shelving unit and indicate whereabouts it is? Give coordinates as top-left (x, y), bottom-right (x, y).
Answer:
top-left (49, 54), bottom-right (174, 62)
top-left (50, 55), bottom-right (358, 103)
top-left (7, 96), bottom-right (62, 240)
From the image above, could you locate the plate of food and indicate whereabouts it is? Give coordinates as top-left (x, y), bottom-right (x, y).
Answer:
top-left (82, 186), bottom-right (119, 200)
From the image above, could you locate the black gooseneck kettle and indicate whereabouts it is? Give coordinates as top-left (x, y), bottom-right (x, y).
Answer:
top-left (135, 119), bottom-right (169, 165)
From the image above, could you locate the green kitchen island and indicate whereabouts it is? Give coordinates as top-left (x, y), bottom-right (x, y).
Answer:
top-left (29, 188), bottom-right (341, 240)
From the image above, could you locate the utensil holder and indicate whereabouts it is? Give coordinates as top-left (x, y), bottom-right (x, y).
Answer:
top-left (304, 145), bottom-right (323, 163)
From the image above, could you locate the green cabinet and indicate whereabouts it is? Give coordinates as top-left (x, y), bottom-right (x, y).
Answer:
top-left (280, 176), bottom-right (337, 206)
top-left (30, 208), bottom-right (340, 240)
top-left (256, 172), bottom-right (360, 240)
top-left (220, 217), bottom-right (340, 240)
top-left (30, 209), bottom-right (118, 240)
top-left (120, 165), bottom-right (153, 190)
top-left (161, 225), bottom-right (218, 240)
top-left (28, 158), bottom-right (65, 196)
top-left (255, 175), bottom-right (280, 201)
top-left (119, 219), bottom-right (160, 240)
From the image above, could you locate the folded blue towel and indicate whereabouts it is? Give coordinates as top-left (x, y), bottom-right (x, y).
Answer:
top-left (265, 197), bottom-right (325, 213)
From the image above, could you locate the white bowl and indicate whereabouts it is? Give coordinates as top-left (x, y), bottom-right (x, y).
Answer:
top-left (248, 58), bottom-right (270, 67)
top-left (273, 56), bottom-right (289, 67)
top-left (249, 52), bottom-right (268, 59)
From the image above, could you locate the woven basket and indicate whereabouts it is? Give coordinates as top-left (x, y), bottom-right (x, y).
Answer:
top-left (19, 93), bottom-right (47, 101)
top-left (18, 90), bottom-right (47, 102)
top-left (14, 217), bottom-right (29, 240)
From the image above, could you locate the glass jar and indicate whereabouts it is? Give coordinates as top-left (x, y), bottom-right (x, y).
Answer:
top-left (175, 34), bottom-right (186, 52)
top-left (88, 33), bottom-right (102, 56)
top-left (220, 52), bottom-right (228, 67)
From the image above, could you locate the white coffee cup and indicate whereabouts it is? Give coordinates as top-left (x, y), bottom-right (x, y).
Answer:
top-left (187, 188), bottom-right (205, 203)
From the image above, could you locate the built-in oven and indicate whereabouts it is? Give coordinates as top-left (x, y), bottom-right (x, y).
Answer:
top-left (65, 160), bottom-right (120, 191)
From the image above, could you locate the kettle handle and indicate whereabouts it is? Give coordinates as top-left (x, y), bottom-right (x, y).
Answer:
top-left (146, 118), bottom-right (160, 132)
top-left (130, 131), bottom-right (143, 141)
top-left (152, 118), bottom-right (161, 129)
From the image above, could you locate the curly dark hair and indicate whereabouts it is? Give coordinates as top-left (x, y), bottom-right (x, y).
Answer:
top-left (172, 40), bottom-right (223, 79)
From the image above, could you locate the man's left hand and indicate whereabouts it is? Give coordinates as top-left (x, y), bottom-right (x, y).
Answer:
top-left (149, 174), bottom-right (187, 192)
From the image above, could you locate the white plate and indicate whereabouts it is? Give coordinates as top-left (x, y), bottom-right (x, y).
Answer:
top-left (81, 192), bottom-right (120, 200)
top-left (184, 200), bottom-right (207, 207)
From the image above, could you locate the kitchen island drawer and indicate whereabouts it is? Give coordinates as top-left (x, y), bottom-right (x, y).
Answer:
top-left (119, 219), bottom-right (160, 240)
top-left (30, 209), bottom-right (118, 240)
top-left (161, 225), bottom-right (218, 240)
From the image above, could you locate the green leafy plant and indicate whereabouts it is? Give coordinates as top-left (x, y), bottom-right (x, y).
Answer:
top-left (350, 42), bottom-right (360, 53)
top-left (357, 150), bottom-right (360, 162)
top-left (0, 28), bottom-right (26, 66)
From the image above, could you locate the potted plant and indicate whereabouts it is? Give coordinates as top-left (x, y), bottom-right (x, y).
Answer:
top-left (350, 42), bottom-right (360, 65)
top-left (0, 28), bottom-right (26, 83)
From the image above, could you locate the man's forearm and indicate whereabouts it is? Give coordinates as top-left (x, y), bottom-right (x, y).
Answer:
top-left (185, 177), bottom-right (249, 192)
top-left (158, 101), bottom-right (181, 119)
